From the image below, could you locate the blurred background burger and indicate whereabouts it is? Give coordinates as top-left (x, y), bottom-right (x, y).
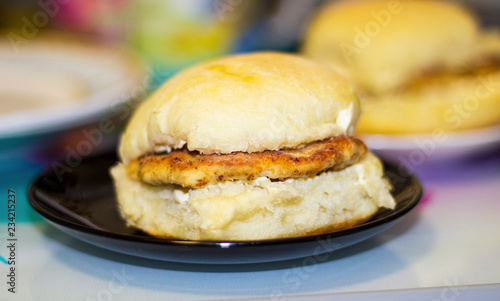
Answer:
top-left (302, 0), bottom-right (500, 135)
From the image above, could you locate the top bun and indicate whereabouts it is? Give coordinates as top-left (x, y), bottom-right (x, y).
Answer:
top-left (302, 0), bottom-right (499, 94)
top-left (119, 52), bottom-right (359, 162)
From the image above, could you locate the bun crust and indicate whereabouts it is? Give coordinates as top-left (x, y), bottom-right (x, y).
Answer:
top-left (119, 52), bottom-right (359, 162)
top-left (111, 153), bottom-right (394, 240)
top-left (302, 0), bottom-right (481, 94)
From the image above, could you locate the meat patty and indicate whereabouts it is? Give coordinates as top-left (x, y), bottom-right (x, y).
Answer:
top-left (127, 135), bottom-right (367, 188)
top-left (405, 61), bottom-right (500, 93)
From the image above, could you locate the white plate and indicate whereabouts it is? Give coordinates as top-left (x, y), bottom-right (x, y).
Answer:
top-left (0, 36), bottom-right (146, 138)
top-left (359, 124), bottom-right (500, 164)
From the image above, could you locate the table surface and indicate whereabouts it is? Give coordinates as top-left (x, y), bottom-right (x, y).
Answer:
top-left (1, 150), bottom-right (500, 301)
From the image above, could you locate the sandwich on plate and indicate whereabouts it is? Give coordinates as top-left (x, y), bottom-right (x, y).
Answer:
top-left (110, 52), bottom-right (395, 240)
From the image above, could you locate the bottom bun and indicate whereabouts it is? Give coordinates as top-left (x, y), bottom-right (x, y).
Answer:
top-left (356, 68), bottom-right (500, 134)
top-left (110, 152), bottom-right (395, 240)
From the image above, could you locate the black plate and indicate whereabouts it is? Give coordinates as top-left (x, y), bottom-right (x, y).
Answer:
top-left (28, 152), bottom-right (422, 264)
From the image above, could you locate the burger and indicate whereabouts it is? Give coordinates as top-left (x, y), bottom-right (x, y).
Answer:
top-left (110, 52), bottom-right (395, 241)
top-left (302, 0), bottom-right (500, 134)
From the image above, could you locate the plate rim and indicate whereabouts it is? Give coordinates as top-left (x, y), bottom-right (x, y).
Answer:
top-left (0, 41), bottom-right (146, 138)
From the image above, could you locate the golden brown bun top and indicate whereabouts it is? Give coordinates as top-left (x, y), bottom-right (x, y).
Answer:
top-left (119, 52), bottom-right (359, 162)
top-left (302, 0), bottom-right (500, 94)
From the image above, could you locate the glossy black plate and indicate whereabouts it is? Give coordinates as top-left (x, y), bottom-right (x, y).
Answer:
top-left (28, 152), bottom-right (422, 264)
